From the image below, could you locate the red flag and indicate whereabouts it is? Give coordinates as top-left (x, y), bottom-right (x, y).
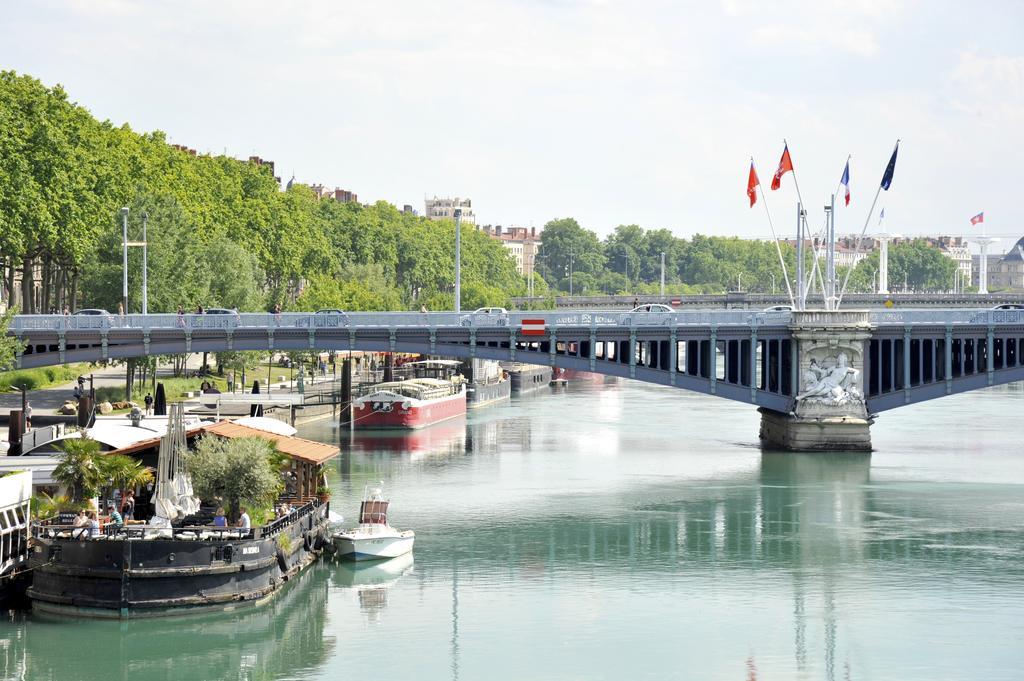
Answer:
top-left (747, 162), bottom-right (760, 207)
top-left (770, 144), bottom-right (793, 191)
top-left (970, 211), bottom-right (984, 225)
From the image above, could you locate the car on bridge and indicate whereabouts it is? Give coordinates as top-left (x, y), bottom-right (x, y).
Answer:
top-left (460, 307), bottom-right (509, 327)
top-left (294, 309), bottom-right (351, 328)
top-left (192, 307), bottom-right (241, 329)
top-left (72, 309), bottom-right (115, 329)
top-left (992, 303), bottom-right (1024, 310)
top-left (618, 304), bottom-right (675, 326)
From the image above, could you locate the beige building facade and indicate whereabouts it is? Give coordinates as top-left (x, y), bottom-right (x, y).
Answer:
top-left (425, 197), bottom-right (475, 224)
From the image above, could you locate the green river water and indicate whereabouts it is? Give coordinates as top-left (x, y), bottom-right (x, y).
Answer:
top-left (2, 379), bottom-right (1023, 680)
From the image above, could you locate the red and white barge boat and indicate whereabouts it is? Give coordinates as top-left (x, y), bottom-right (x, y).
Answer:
top-left (353, 361), bottom-right (467, 429)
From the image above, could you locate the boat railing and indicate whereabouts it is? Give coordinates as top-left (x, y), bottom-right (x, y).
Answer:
top-left (31, 522), bottom-right (256, 541)
top-left (259, 497), bottom-right (324, 538)
top-left (32, 498), bottom-right (324, 542)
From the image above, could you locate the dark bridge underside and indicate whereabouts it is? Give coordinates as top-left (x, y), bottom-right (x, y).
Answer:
top-left (11, 324), bottom-right (1024, 413)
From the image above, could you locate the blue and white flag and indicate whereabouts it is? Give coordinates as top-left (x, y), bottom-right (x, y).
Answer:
top-left (878, 208), bottom-right (885, 225)
top-left (839, 161), bottom-right (851, 206)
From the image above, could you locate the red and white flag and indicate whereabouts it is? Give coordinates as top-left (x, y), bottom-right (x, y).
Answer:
top-left (770, 144), bottom-right (794, 191)
top-left (747, 161), bottom-right (760, 207)
top-left (970, 211), bottom-right (984, 226)
top-left (521, 319), bottom-right (546, 336)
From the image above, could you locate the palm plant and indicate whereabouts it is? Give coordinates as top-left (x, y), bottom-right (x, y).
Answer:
top-left (53, 436), bottom-right (106, 504)
top-left (30, 491), bottom-right (75, 520)
top-left (101, 455), bottom-right (154, 509)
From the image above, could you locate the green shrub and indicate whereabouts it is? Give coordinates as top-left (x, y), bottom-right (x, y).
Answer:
top-left (0, 364), bottom-right (86, 392)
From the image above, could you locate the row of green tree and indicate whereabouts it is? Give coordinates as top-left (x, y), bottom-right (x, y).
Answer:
top-left (534, 218), bottom-right (959, 296)
top-left (0, 69), bottom-right (959, 318)
top-left (0, 71), bottom-right (527, 316)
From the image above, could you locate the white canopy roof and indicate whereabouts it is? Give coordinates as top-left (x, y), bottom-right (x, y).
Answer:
top-left (233, 416), bottom-right (297, 437)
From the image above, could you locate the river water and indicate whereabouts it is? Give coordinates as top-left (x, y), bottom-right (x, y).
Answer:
top-left (3, 379), bottom-right (1023, 680)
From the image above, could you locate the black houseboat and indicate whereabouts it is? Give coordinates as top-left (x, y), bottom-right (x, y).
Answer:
top-left (28, 418), bottom-right (338, 619)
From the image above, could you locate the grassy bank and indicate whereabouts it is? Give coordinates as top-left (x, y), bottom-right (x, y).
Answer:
top-left (95, 376), bottom-right (230, 405)
top-left (0, 364), bottom-right (91, 392)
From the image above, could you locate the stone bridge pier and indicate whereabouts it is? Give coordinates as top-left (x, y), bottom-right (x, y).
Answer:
top-left (759, 310), bottom-right (875, 452)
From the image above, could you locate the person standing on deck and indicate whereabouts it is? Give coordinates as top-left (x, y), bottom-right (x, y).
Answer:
top-left (122, 490), bottom-right (136, 521)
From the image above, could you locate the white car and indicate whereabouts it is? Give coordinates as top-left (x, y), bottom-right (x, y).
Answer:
top-left (619, 303), bottom-right (675, 326)
top-left (630, 304), bottom-right (674, 314)
top-left (195, 307), bottom-right (241, 328)
top-left (294, 309), bottom-right (351, 328)
top-left (71, 308), bottom-right (115, 328)
top-left (460, 307), bottom-right (509, 327)
top-left (762, 305), bottom-right (794, 312)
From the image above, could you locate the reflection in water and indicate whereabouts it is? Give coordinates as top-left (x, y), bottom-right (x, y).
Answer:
top-left (7, 381), bottom-right (1023, 681)
top-left (3, 562), bottom-right (335, 681)
top-left (331, 553), bottom-right (414, 624)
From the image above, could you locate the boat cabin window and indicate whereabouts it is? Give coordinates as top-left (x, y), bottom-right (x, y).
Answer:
top-left (360, 500), bottom-right (389, 524)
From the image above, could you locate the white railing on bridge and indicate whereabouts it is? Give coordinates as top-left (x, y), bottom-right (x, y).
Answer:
top-left (8, 307), bottom-right (1022, 334)
top-left (8, 309), bottom-right (788, 332)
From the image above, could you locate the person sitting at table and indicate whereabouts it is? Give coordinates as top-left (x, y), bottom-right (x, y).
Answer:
top-left (72, 509), bottom-right (90, 538)
top-left (212, 507), bottom-right (227, 527)
top-left (106, 503), bottom-right (123, 532)
top-left (87, 511), bottom-right (100, 538)
top-left (237, 507), bottom-right (251, 530)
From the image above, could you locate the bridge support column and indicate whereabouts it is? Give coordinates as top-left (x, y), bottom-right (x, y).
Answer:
top-left (759, 310), bottom-right (875, 452)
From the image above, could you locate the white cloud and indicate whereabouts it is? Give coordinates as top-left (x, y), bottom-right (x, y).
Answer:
top-left (2, 0), bottom-right (1022, 241)
top-left (949, 50), bottom-right (1024, 119)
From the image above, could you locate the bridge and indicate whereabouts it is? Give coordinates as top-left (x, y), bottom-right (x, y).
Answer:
top-left (7, 308), bottom-right (1024, 450)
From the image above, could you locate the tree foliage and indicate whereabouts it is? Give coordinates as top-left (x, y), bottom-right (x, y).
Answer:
top-left (850, 240), bottom-right (958, 293)
top-left (185, 435), bottom-right (283, 519)
top-left (1, 71), bottom-right (525, 314)
top-left (0, 306), bottom-right (21, 369)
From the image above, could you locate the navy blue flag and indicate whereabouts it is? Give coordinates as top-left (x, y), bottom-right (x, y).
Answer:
top-left (880, 141), bottom-right (899, 191)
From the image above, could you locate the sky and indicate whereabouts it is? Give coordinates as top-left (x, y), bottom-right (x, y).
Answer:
top-left (3, 1), bottom-right (1024, 248)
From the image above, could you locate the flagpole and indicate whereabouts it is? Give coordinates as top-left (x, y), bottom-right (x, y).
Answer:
top-left (836, 183), bottom-right (883, 306)
top-left (837, 141), bottom-right (898, 305)
top-left (783, 138), bottom-right (807, 209)
top-left (802, 155), bottom-right (850, 308)
top-left (783, 139), bottom-right (812, 308)
top-left (755, 158), bottom-right (796, 307)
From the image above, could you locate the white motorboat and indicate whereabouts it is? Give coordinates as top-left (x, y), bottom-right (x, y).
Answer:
top-left (332, 485), bottom-right (415, 561)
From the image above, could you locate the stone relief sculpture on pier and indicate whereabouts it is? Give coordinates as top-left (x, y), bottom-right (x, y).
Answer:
top-left (796, 352), bottom-right (863, 407)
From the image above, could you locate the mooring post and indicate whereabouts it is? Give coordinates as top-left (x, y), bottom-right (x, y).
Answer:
top-left (341, 357), bottom-right (352, 430)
